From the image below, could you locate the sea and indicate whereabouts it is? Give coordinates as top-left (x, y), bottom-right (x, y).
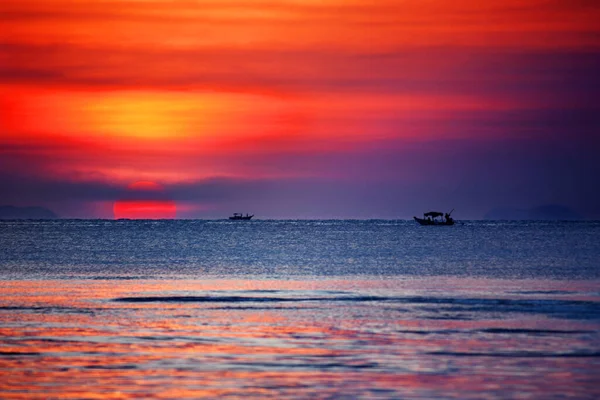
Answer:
top-left (1, 219), bottom-right (599, 399)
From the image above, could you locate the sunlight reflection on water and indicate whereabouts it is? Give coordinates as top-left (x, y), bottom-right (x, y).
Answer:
top-left (1, 278), bottom-right (599, 399)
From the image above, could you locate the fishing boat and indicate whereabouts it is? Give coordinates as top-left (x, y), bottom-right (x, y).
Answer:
top-left (414, 210), bottom-right (455, 226)
top-left (229, 213), bottom-right (254, 220)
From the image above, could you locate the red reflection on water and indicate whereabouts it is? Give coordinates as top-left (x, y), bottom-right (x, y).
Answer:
top-left (1, 279), bottom-right (599, 399)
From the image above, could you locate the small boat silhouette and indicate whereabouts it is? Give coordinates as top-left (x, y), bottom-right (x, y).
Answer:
top-left (229, 213), bottom-right (254, 220)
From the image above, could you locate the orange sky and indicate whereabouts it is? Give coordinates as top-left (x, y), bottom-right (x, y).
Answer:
top-left (1, 0), bottom-right (599, 218)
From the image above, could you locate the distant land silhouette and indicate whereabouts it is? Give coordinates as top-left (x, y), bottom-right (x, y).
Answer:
top-left (0, 205), bottom-right (59, 219)
top-left (484, 204), bottom-right (583, 220)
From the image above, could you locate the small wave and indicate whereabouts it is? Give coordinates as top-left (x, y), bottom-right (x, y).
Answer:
top-left (203, 306), bottom-right (323, 310)
top-left (395, 328), bottom-right (594, 336)
top-left (84, 364), bottom-right (138, 370)
top-left (479, 328), bottom-right (593, 335)
top-left (110, 294), bottom-right (600, 309)
top-left (89, 276), bottom-right (144, 280)
top-left (113, 295), bottom-right (385, 303)
top-left (232, 361), bottom-right (380, 370)
top-left (111, 294), bottom-right (600, 321)
top-left (0, 351), bottom-right (41, 356)
top-left (510, 290), bottom-right (573, 295)
top-left (428, 351), bottom-right (600, 358)
top-left (426, 314), bottom-right (474, 321)
top-left (396, 329), bottom-right (462, 335)
top-left (0, 306), bottom-right (95, 315)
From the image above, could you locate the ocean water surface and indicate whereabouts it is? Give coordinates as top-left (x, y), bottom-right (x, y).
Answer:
top-left (1, 220), bottom-right (599, 398)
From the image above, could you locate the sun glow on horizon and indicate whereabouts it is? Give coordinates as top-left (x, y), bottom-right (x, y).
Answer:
top-left (113, 181), bottom-right (177, 219)
top-left (113, 200), bottom-right (177, 219)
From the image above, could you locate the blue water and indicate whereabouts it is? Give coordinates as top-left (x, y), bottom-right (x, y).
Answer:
top-left (1, 220), bottom-right (599, 398)
top-left (2, 220), bottom-right (599, 279)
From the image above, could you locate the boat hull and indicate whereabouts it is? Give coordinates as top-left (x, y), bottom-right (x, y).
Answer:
top-left (229, 216), bottom-right (253, 220)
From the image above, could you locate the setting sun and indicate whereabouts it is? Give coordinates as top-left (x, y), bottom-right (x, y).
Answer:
top-left (113, 200), bottom-right (177, 219)
top-left (113, 181), bottom-right (177, 219)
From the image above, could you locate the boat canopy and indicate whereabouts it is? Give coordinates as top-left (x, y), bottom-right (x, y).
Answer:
top-left (423, 211), bottom-right (444, 217)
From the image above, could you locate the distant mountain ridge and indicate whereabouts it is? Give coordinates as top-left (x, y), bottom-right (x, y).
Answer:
top-left (0, 205), bottom-right (59, 219)
top-left (484, 204), bottom-right (583, 220)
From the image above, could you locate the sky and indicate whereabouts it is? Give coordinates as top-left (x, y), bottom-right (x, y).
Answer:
top-left (1, 0), bottom-right (599, 219)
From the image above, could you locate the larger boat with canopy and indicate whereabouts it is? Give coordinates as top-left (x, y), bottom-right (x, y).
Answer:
top-left (414, 210), bottom-right (455, 226)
